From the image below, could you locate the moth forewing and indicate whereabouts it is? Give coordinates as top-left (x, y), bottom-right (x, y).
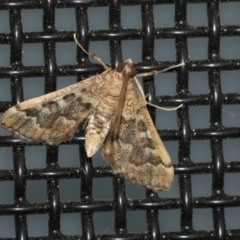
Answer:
top-left (102, 78), bottom-right (174, 192)
top-left (0, 72), bottom-right (108, 145)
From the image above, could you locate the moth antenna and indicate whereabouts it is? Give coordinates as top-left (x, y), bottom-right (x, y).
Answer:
top-left (109, 74), bottom-right (129, 139)
top-left (73, 33), bottom-right (110, 70)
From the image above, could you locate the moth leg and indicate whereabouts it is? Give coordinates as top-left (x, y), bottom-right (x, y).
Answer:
top-left (73, 33), bottom-right (110, 70)
top-left (136, 62), bottom-right (184, 77)
top-left (146, 102), bottom-right (183, 111)
top-left (133, 76), bottom-right (183, 110)
top-left (134, 63), bottom-right (184, 111)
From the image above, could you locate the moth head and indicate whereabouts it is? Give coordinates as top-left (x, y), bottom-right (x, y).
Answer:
top-left (116, 59), bottom-right (136, 77)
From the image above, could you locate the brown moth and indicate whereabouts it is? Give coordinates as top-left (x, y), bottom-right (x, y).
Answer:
top-left (0, 34), bottom-right (183, 192)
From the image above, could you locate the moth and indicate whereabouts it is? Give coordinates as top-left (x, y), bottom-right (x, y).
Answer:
top-left (0, 34), bottom-right (183, 192)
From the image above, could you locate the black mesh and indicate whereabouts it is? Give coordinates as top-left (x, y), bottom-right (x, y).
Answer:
top-left (0, 1), bottom-right (240, 240)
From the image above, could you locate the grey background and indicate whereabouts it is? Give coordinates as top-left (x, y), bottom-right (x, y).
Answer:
top-left (0, 2), bottom-right (240, 237)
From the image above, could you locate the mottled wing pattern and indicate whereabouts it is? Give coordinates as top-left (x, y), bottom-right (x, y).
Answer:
top-left (102, 78), bottom-right (174, 192)
top-left (0, 72), bottom-right (109, 145)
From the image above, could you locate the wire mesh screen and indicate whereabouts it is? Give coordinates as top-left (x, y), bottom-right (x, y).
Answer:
top-left (0, 1), bottom-right (240, 239)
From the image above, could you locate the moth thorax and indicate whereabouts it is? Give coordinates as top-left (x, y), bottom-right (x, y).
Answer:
top-left (116, 60), bottom-right (136, 77)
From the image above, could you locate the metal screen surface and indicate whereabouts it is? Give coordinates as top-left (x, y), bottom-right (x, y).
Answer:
top-left (0, 1), bottom-right (240, 240)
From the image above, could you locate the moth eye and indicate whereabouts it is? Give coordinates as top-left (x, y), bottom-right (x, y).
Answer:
top-left (129, 66), bottom-right (136, 77)
top-left (116, 62), bottom-right (125, 73)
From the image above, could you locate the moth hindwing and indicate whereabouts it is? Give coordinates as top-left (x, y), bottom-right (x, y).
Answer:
top-left (0, 40), bottom-right (176, 192)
